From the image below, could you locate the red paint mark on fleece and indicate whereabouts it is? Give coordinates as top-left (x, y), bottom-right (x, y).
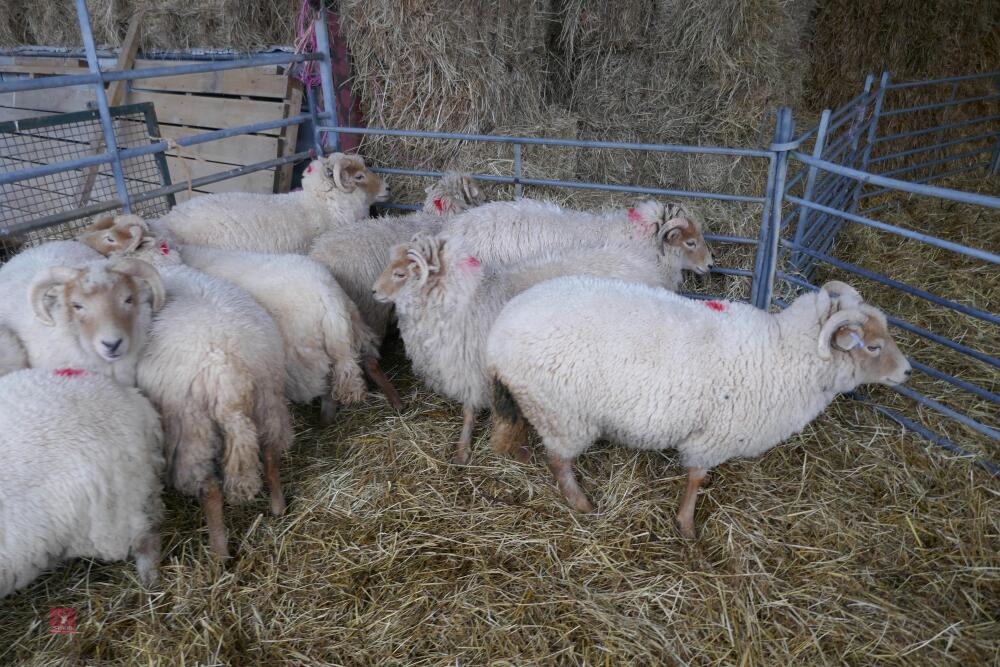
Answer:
top-left (433, 197), bottom-right (446, 213)
top-left (627, 207), bottom-right (642, 221)
top-left (54, 368), bottom-right (86, 377)
top-left (704, 300), bottom-right (726, 312)
top-left (459, 256), bottom-right (481, 269)
top-left (305, 165), bottom-right (314, 174)
top-left (159, 240), bottom-right (171, 255)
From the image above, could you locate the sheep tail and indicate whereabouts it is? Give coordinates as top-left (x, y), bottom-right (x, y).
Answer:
top-left (322, 295), bottom-right (370, 405)
top-left (209, 352), bottom-right (263, 503)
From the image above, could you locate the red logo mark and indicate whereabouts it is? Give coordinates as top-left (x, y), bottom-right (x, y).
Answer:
top-left (54, 368), bottom-right (86, 377)
top-left (627, 207), bottom-right (641, 221)
top-left (159, 240), bottom-right (171, 255)
top-left (705, 300), bottom-right (726, 312)
top-left (49, 608), bottom-right (77, 634)
top-left (305, 165), bottom-right (314, 174)
top-left (433, 197), bottom-right (446, 212)
top-left (460, 256), bottom-right (481, 269)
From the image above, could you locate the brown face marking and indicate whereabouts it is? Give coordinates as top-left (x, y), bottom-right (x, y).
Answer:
top-left (62, 269), bottom-right (143, 360)
top-left (373, 246), bottom-right (413, 302)
top-left (664, 217), bottom-right (714, 273)
top-left (342, 162), bottom-right (387, 200)
top-left (79, 224), bottom-right (136, 256)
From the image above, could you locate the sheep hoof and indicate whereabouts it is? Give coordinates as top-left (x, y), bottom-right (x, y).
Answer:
top-left (451, 450), bottom-right (472, 466)
top-left (137, 563), bottom-right (160, 589)
top-left (676, 517), bottom-right (697, 540)
top-left (511, 445), bottom-right (532, 464)
top-left (270, 495), bottom-right (286, 517)
top-left (568, 493), bottom-right (595, 514)
top-left (319, 396), bottom-right (339, 427)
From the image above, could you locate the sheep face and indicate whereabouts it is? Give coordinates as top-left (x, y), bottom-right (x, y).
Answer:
top-left (30, 260), bottom-right (165, 364)
top-left (658, 204), bottom-right (714, 276)
top-left (422, 172), bottom-right (485, 215)
top-left (302, 153), bottom-right (390, 204)
top-left (78, 213), bottom-right (146, 256)
top-left (816, 283), bottom-right (910, 387)
top-left (373, 234), bottom-right (459, 304)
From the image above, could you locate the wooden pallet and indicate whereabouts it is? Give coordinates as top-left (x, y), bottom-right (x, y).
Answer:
top-left (0, 54), bottom-right (304, 201)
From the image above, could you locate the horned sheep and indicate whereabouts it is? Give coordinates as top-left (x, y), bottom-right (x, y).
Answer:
top-left (486, 278), bottom-right (911, 537)
top-left (441, 198), bottom-right (714, 290)
top-left (308, 172), bottom-right (485, 345)
top-left (78, 220), bottom-right (293, 558)
top-left (0, 241), bottom-right (164, 386)
top-left (0, 368), bottom-right (164, 597)
top-left (153, 153), bottom-right (389, 254)
top-left (373, 232), bottom-right (668, 465)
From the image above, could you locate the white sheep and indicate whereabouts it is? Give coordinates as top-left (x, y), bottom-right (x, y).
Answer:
top-left (441, 198), bottom-right (714, 291)
top-left (373, 232), bottom-right (668, 465)
top-left (308, 172), bottom-right (486, 345)
top-left (153, 152), bottom-right (389, 254)
top-left (0, 241), bottom-right (165, 386)
top-left (78, 219), bottom-right (293, 559)
top-left (486, 278), bottom-right (911, 537)
top-left (79, 214), bottom-right (394, 421)
top-left (0, 324), bottom-right (27, 377)
top-left (0, 368), bottom-right (164, 597)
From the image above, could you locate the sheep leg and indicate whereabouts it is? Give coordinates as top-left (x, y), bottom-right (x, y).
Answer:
top-left (319, 395), bottom-right (339, 427)
top-left (132, 527), bottom-right (161, 588)
top-left (452, 405), bottom-right (475, 465)
top-left (200, 478), bottom-right (229, 559)
top-left (546, 454), bottom-right (594, 513)
top-left (364, 356), bottom-right (404, 411)
top-left (490, 411), bottom-right (531, 464)
top-left (263, 441), bottom-right (286, 517)
top-left (676, 467), bottom-right (708, 539)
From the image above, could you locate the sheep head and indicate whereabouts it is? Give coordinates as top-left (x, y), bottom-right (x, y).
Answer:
top-left (78, 213), bottom-right (148, 255)
top-left (650, 202), bottom-right (714, 276)
top-left (373, 232), bottom-right (475, 304)
top-left (303, 152), bottom-right (390, 204)
top-left (422, 172), bottom-right (485, 215)
top-left (29, 258), bottom-right (164, 365)
top-left (815, 281), bottom-right (910, 386)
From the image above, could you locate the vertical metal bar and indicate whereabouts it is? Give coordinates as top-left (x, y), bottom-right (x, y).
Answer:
top-left (513, 142), bottom-right (523, 198)
top-left (853, 71), bottom-right (890, 211)
top-left (314, 7), bottom-right (340, 153)
top-left (142, 105), bottom-right (176, 209)
top-left (75, 0), bottom-right (131, 213)
top-left (751, 107), bottom-right (794, 310)
top-left (790, 109), bottom-right (831, 275)
top-left (990, 75), bottom-right (1000, 175)
top-left (305, 85), bottom-right (325, 156)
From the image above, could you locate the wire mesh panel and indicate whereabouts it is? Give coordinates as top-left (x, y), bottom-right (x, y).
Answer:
top-left (0, 102), bottom-right (173, 258)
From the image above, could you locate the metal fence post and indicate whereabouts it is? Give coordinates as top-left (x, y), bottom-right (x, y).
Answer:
top-left (74, 0), bottom-right (131, 213)
top-left (790, 108), bottom-right (830, 275)
top-left (512, 143), bottom-right (523, 198)
top-left (314, 7), bottom-right (340, 153)
top-left (751, 107), bottom-right (795, 310)
top-left (852, 71), bottom-right (890, 210)
top-left (990, 75), bottom-right (1000, 175)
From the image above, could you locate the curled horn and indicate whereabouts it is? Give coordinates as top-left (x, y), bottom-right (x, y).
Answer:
top-left (821, 280), bottom-right (863, 312)
top-left (111, 258), bottom-right (166, 312)
top-left (406, 233), bottom-right (443, 287)
top-left (656, 212), bottom-right (688, 243)
top-left (29, 266), bottom-right (81, 326)
top-left (329, 154), bottom-right (355, 192)
top-left (81, 213), bottom-right (115, 234)
top-left (817, 308), bottom-right (867, 360)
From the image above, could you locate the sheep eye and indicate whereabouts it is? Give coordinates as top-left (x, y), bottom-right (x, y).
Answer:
top-left (71, 302), bottom-right (84, 311)
top-left (685, 240), bottom-right (697, 249)
top-left (104, 235), bottom-right (115, 244)
top-left (867, 344), bottom-right (881, 353)
top-left (354, 173), bottom-right (365, 181)
top-left (124, 295), bottom-right (134, 305)
top-left (393, 271), bottom-right (406, 280)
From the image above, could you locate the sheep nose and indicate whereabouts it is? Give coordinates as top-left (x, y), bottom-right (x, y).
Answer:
top-left (102, 338), bottom-right (123, 354)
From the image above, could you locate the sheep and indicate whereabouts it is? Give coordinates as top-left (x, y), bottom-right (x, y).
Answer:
top-left (0, 368), bottom-right (164, 597)
top-left (152, 152), bottom-right (389, 254)
top-left (78, 218), bottom-right (293, 558)
top-left (308, 172), bottom-right (486, 345)
top-left (0, 324), bottom-right (27, 377)
top-left (441, 198), bottom-right (714, 290)
top-left (485, 278), bottom-right (911, 537)
top-left (0, 241), bottom-right (165, 386)
top-left (372, 231), bottom-right (668, 465)
top-left (79, 214), bottom-right (396, 421)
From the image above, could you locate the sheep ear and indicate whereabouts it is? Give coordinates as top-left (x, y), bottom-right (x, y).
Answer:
top-left (461, 175), bottom-right (483, 206)
top-left (111, 258), bottom-right (166, 312)
top-left (81, 214), bottom-right (115, 234)
top-left (817, 308), bottom-right (867, 359)
top-left (29, 267), bottom-right (80, 326)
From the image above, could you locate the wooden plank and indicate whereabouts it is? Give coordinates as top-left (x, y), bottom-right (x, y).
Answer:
top-left (165, 155), bottom-right (275, 194)
top-left (0, 86), bottom-right (96, 114)
top-left (275, 78), bottom-right (304, 193)
top-left (154, 123), bottom-right (278, 165)
top-left (126, 90), bottom-right (286, 135)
